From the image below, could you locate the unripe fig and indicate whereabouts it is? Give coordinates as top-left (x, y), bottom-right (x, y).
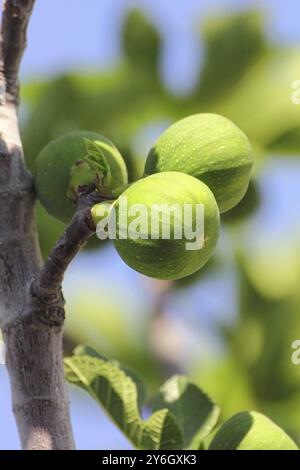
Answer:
top-left (34, 131), bottom-right (128, 223)
top-left (209, 411), bottom-right (298, 450)
top-left (144, 114), bottom-right (253, 213)
top-left (109, 172), bottom-right (220, 281)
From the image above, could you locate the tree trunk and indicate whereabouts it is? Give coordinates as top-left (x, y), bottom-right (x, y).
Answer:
top-left (0, 1), bottom-right (75, 450)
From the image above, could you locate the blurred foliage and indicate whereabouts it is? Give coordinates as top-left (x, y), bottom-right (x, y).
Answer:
top-left (64, 288), bottom-right (164, 391)
top-left (21, 6), bottom-right (300, 444)
top-left (211, 49), bottom-right (300, 154)
top-left (122, 9), bottom-right (161, 76)
top-left (172, 256), bottom-right (219, 289)
top-left (232, 256), bottom-right (300, 401)
top-left (195, 254), bottom-right (300, 442)
top-left (221, 181), bottom-right (260, 225)
top-left (195, 11), bottom-right (267, 103)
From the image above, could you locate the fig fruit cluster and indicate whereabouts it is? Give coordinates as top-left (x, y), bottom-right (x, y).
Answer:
top-left (34, 114), bottom-right (253, 280)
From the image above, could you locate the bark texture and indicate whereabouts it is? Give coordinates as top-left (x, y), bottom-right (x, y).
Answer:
top-left (0, 0), bottom-right (93, 450)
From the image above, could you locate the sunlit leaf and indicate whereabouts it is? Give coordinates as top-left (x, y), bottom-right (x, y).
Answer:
top-left (153, 375), bottom-right (220, 449)
top-left (65, 351), bottom-right (183, 450)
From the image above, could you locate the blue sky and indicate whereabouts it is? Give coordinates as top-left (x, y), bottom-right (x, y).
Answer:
top-left (21, 0), bottom-right (300, 94)
top-left (1, 0), bottom-right (300, 450)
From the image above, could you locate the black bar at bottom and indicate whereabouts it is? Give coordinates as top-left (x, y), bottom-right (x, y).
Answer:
top-left (0, 449), bottom-right (298, 465)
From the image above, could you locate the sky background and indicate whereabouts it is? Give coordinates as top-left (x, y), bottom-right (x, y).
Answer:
top-left (1, 0), bottom-right (300, 450)
top-left (21, 0), bottom-right (300, 93)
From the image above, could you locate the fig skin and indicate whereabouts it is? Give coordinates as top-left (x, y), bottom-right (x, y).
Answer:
top-left (34, 131), bottom-right (128, 224)
top-left (209, 411), bottom-right (298, 450)
top-left (112, 172), bottom-right (220, 281)
top-left (144, 113), bottom-right (253, 213)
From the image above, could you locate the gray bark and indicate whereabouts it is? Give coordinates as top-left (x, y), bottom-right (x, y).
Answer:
top-left (0, 0), bottom-right (85, 450)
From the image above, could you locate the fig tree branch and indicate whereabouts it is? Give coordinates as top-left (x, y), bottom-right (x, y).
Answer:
top-left (37, 191), bottom-right (102, 294)
top-left (0, 0), bottom-right (75, 449)
top-left (0, 0), bottom-right (36, 102)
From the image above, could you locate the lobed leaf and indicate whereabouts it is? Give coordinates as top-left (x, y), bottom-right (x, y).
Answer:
top-left (65, 350), bottom-right (183, 450)
top-left (153, 375), bottom-right (220, 449)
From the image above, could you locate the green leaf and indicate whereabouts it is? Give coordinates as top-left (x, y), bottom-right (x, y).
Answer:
top-left (83, 138), bottom-right (109, 173)
top-left (152, 375), bottom-right (220, 449)
top-left (64, 351), bottom-right (183, 450)
top-left (73, 345), bottom-right (146, 412)
top-left (83, 138), bottom-right (111, 188)
top-left (208, 411), bottom-right (298, 450)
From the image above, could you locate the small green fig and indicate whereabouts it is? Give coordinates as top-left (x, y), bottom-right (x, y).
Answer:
top-left (34, 131), bottom-right (128, 223)
top-left (144, 113), bottom-right (253, 213)
top-left (107, 172), bottom-right (220, 281)
top-left (209, 411), bottom-right (298, 450)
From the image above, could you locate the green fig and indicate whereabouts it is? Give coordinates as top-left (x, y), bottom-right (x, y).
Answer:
top-left (144, 113), bottom-right (253, 213)
top-left (34, 131), bottom-right (128, 223)
top-left (105, 172), bottom-right (220, 281)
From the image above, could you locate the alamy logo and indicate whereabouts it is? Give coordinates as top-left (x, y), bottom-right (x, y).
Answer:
top-left (291, 340), bottom-right (300, 365)
top-left (291, 80), bottom-right (300, 105)
top-left (0, 340), bottom-right (5, 365)
top-left (94, 196), bottom-right (205, 251)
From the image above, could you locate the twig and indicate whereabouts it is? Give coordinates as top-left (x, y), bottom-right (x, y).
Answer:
top-left (0, 0), bottom-right (36, 102)
top-left (38, 191), bottom-right (101, 293)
